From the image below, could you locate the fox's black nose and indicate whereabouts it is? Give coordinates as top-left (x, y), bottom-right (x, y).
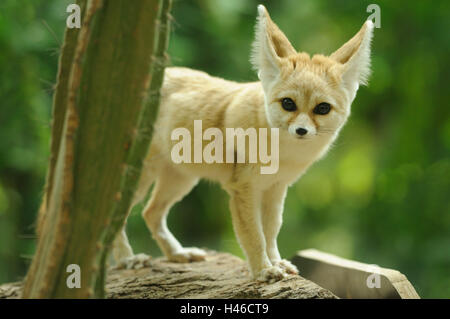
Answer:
top-left (296, 127), bottom-right (308, 136)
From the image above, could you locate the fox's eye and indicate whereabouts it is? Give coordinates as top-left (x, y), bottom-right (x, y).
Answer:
top-left (281, 98), bottom-right (297, 112)
top-left (313, 102), bottom-right (331, 115)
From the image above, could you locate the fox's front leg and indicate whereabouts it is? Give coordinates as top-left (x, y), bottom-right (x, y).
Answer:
top-left (261, 183), bottom-right (298, 275)
top-left (227, 183), bottom-right (285, 282)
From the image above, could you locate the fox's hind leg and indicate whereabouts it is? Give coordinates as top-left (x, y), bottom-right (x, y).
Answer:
top-left (113, 227), bottom-right (133, 261)
top-left (142, 167), bottom-right (205, 262)
top-left (112, 157), bottom-right (158, 269)
top-left (113, 226), bottom-right (153, 269)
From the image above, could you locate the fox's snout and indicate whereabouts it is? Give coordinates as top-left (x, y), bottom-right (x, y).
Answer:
top-left (287, 113), bottom-right (317, 138)
top-left (295, 127), bottom-right (308, 136)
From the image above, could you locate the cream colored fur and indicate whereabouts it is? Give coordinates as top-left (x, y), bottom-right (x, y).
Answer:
top-left (113, 5), bottom-right (374, 282)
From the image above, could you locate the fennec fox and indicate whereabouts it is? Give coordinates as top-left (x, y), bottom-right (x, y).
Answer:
top-left (113, 5), bottom-right (374, 282)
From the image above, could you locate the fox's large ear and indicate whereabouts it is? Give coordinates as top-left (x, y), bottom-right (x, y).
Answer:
top-left (330, 20), bottom-right (374, 95)
top-left (251, 5), bottom-right (296, 86)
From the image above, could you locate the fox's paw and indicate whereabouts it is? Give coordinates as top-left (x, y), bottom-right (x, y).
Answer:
top-left (256, 266), bottom-right (286, 283)
top-left (114, 253), bottom-right (152, 270)
top-left (274, 259), bottom-right (299, 275)
top-left (167, 247), bottom-right (207, 263)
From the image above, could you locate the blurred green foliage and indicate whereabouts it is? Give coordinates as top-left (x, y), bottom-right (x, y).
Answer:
top-left (0, 0), bottom-right (448, 298)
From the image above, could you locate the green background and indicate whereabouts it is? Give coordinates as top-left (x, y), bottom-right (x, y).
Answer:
top-left (0, 0), bottom-right (448, 298)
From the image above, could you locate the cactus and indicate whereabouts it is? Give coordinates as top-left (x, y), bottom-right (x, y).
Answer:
top-left (23, 0), bottom-right (172, 298)
top-left (95, 0), bottom-right (173, 298)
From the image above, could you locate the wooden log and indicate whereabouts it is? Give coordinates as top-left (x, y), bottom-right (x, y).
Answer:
top-left (0, 251), bottom-right (336, 299)
top-left (291, 249), bottom-right (420, 299)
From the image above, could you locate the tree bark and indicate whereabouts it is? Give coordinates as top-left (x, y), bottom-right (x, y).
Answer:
top-left (23, 0), bottom-right (170, 298)
top-left (1, 252), bottom-right (337, 299)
